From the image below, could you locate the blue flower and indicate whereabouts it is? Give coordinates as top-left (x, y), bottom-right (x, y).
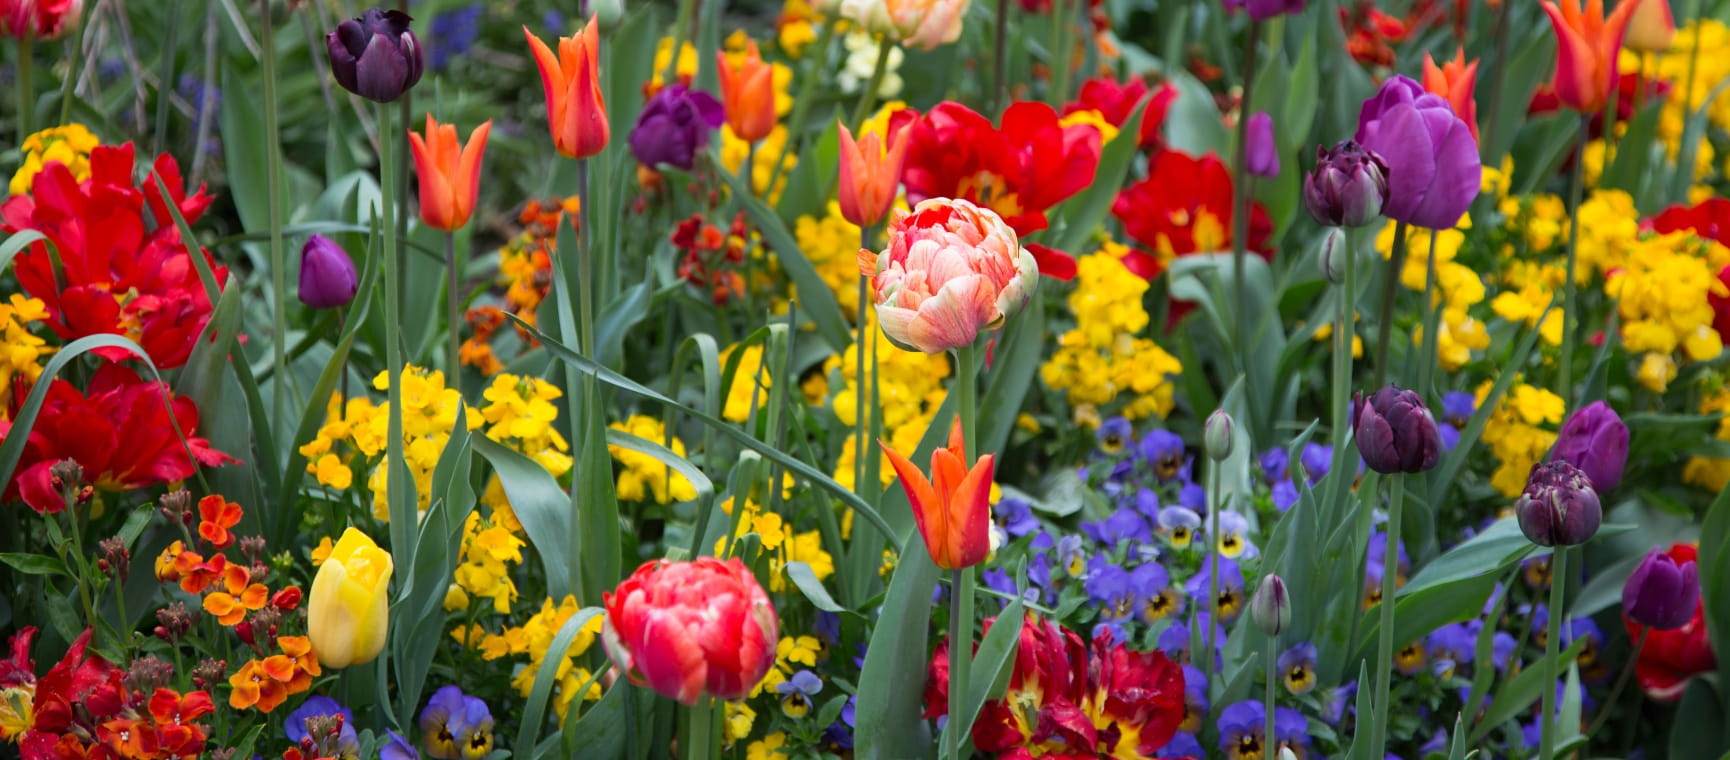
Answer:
top-left (1139, 429), bottom-right (1187, 481)
top-left (1441, 390), bottom-right (1476, 427)
top-left (1158, 621), bottom-right (1193, 664)
top-left (1097, 416), bottom-right (1133, 454)
top-left (994, 497), bottom-right (1039, 538)
top-left (286, 696), bottom-right (359, 757)
top-left (1427, 622), bottom-right (1478, 678)
top-left (1213, 510), bottom-right (1257, 559)
top-left (1216, 700), bottom-right (1267, 760)
top-left (1299, 442), bottom-right (1334, 483)
top-left (1259, 447), bottom-right (1290, 483)
top-left (1159, 731), bottom-right (1205, 758)
top-left (1134, 488), bottom-right (1162, 521)
top-left (1184, 555), bottom-right (1246, 624)
top-left (1090, 507), bottom-right (1152, 548)
top-left (1056, 534), bottom-right (1089, 578)
top-left (1157, 506), bottom-right (1202, 549)
top-left (1271, 479), bottom-right (1300, 511)
top-left (1180, 665), bottom-right (1209, 734)
top-left (419, 685), bottom-right (494, 760)
top-left (814, 610), bottom-right (841, 646)
top-left (381, 730), bottom-right (420, 760)
top-left (1563, 617), bottom-right (1608, 681)
top-left (1278, 642), bottom-right (1318, 695)
top-left (1491, 631), bottom-right (1520, 673)
top-left (1179, 480), bottom-right (1208, 513)
top-left (1133, 563), bottom-right (1183, 622)
top-left (428, 4), bottom-right (483, 70)
top-left (823, 696), bottom-right (857, 749)
top-left (1322, 680), bottom-right (1357, 726)
top-left (776, 670), bottom-right (824, 718)
top-left (1086, 565), bottom-right (1138, 627)
top-left (1439, 422), bottom-right (1461, 452)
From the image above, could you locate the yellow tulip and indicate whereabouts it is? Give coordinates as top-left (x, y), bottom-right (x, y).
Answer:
top-left (308, 527), bottom-right (393, 668)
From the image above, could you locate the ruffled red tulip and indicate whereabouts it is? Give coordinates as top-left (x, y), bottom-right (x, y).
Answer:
top-left (1623, 543), bottom-right (1717, 701)
top-left (837, 119), bottom-right (912, 228)
top-left (1541, 0), bottom-right (1641, 114)
top-left (525, 17), bottom-right (609, 159)
top-left (880, 418), bottom-right (995, 569)
top-left (1421, 48), bottom-right (1481, 143)
top-left (1111, 150), bottom-right (1272, 277)
top-left (601, 557), bottom-right (778, 705)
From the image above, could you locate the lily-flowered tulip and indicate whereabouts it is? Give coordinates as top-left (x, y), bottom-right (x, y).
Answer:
top-left (1624, 0), bottom-right (1676, 52)
top-left (717, 40), bottom-right (776, 143)
top-left (884, 0), bottom-right (970, 50)
top-left (601, 557), bottom-right (779, 705)
top-left (307, 527), bottom-right (394, 668)
top-left (408, 115), bottom-right (491, 232)
top-left (525, 17), bottom-right (608, 159)
top-left (1354, 75), bottom-right (1480, 230)
top-left (882, 418), bottom-right (995, 570)
top-left (326, 8), bottom-right (424, 103)
top-left (837, 120), bottom-right (912, 228)
top-left (1, 0), bottom-right (81, 39)
top-left (1540, 0), bottom-right (1641, 114)
top-left (1421, 48), bottom-right (1480, 143)
top-left (859, 197), bottom-right (1037, 354)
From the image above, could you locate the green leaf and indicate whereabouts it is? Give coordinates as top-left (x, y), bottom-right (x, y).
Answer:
top-left (715, 157), bottom-right (852, 353)
top-left (785, 560), bottom-right (858, 618)
top-left (576, 388), bottom-right (623, 607)
top-left (1049, 95), bottom-right (1150, 254)
top-left (1668, 677), bottom-right (1730, 759)
top-left (0, 230), bottom-right (47, 275)
top-left (1701, 477), bottom-right (1730, 683)
top-left (604, 428), bottom-right (716, 501)
top-left (954, 599), bottom-right (1025, 745)
top-left (473, 437), bottom-right (574, 600)
top-left (1166, 68), bottom-right (1229, 158)
top-left (1467, 637), bottom-right (1586, 743)
top-left (0, 553), bottom-right (69, 577)
top-left (854, 536), bottom-right (940, 760)
top-left (1401, 518), bottom-right (1540, 596)
top-left (515, 607), bottom-right (603, 752)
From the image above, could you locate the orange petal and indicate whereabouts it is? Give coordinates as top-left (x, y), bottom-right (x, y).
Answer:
top-left (881, 439), bottom-right (944, 563)
top-left (946, 454), bottom-right (996, 569)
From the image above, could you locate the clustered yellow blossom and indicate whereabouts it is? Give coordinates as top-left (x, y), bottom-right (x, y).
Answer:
top-left (1490, 262), bottom-right (1565, 346)
top-left (0, 295), bottom-right (53, 413)
top-left (649, 38), bottom-right (700, 94)
top-left (452, 595), bottom-right (605, 721)
top-left (445, 509), bottom-right (526, 614)
top-left (716, 497), bottom-right (836, 595)
top-left (1040, 241), bottom-right (1183, 424)
top-left (751, 633), bottom-right (824, 698)
top-left (609, 414), bottom-right (699, 503)
top-left (722, 343), bottom-right (773, 422)
top-left (1502, 193), bottom-right (1569, 254)
top-left (826, 306), bottom-right (952, 492)
top-left (794, 202), bottom-right (866, 320)
top-left (1573, 190), bottom-right (1641, 282)
top-left (480, 373), bottom-right (574, 474)
top-left (775, 0), bottom-right (819, 57)
top-left (1377, 222), bottom-right (1491, 369)
top-left (722, 124), bottom-right (798, 201)
top-left (1684, 384), bottom-right (1730, 491)
top-left (9, 124), bottom-right (99, 196)
top-left (1606, 231), bottom-right (1729, 391)
top-left (1475, 381), bottom-right (1566, 497)
top-left (1620, 21), bottom-right (1728, 183)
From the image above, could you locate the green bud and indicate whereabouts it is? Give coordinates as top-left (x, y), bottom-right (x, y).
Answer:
top-left (1250, 574), bottom-right (1290, 637)
top-left (1204, 409), bottom-right (1234, 462)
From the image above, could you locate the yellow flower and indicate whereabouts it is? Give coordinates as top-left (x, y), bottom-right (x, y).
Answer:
top-left (746, 732), bottom-right (788, 760)
top-left (724, 700), bottom-right (757, 747)
top-left (609, 415), bottom-right (699, 503)
top-left (1058, 108), bottom-right (1119, 144)
top-left (308, 527), bottom-right (394, 668)
top-left (1637, 352), bottom-right (1679, 392)
top-left (777, 635), bottom-right (822, 668)
top-left (722, 343), bottom-right (773, 422)
top-left (0, 683), bottom-right (35, 740)
top-left (722, 124), bottom-right (798, 201)
top-left (650, 37), bottom-right (700, 92)
top-left (9, 124), bottom-right (99, 195)
top-left (310, 536), bottom-right (335, 567)
top-left (1040, 242), bottom-right (1183, 419)
top-left (1476, 381), bottom-right (1565, 496)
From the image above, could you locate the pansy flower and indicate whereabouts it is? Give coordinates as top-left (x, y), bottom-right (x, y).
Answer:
top-left (1157, 506), bottom-right (1201, 549)
top-left (776, 670), bottom-right (823, 719)
top-left (1278, 642), bottom-right (1318, 695)
top-left (1096, 416), bottom-right (1133, 454)
top-left (1184, 556), bottom-right (1246, 624)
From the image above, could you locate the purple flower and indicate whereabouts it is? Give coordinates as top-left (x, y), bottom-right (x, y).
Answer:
top-left (1491, 631), bottom-right (1520, 672)
top-left (1299, 443), bottom-right (1333, 483)
top-left (1353, 75), bottom-right (1481, 230)
top-left (427, 4), bottom-right (481, 70)
top-left (1354, 386), bottom-right (1442, 474)
top-left (1441, 391), bottom-right (1476, 426)
top-left (1140, 429), bottom-right (1186, 481)
top-left (286, 696), bottom-right (358, 753)
top-left (1179, 480), bottom-right (1208, 513)
top-left (1216, 701), bottom-right (1268, 758)
top-left (1439, 422), bottom-right (1461, 452)
top-left (1245, 112), bottom-right (1280, 177)
top-left (1158, 732), bottom-right (1205, 758)
top-left (1516, 460), bottom-right (1602, 547)
top-left (326, 8), bottom-right (425, 103)
top-left (381, 730), bottom-right (420, 760)
top-left (1097, 416), bottom-right (1133, 453)
top-left (1056, 534), bottom-right (1089, 578)
top-left (1623, 547), bottom-right (1701, 630)
top-left (1180, 665), bottom-right (1210, 733)
top-left (299, 235), bottom-right (359, 309)
top-left (1278, 642), bottom-right (1318, 694)
top-left (1551, 400), bottom-right (1629, 492)
top-left (1271, 479), bottom-right (1299, 512)
top-left (1086, 565), bottom-right (1139, 628)
top-left (1186, 556), bottom-right (1246, 624)
top-left (628, 84), bottom-right (724, 171)
top-left (1222, 0), bottom-right (1307, 21)
top-left (994, 497), bottom-right (1039, 538)
top-left (1427, 622), bottom-right (1477, 677)
top-left (776, 669), bottom-right (824, 718)
top-left (1259, 448), bottom-right (1289, 483)
top-left (1304, 139), bottom-right (1390, 227)
top-left (1157, 506), bottom-right (1202, 549)
top-left (1215, 510), bottom-right (1256, 558)
top-left (419, 685), bottom-right (494, 760)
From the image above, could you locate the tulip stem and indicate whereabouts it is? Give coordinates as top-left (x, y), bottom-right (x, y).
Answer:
top-left (850, 36), bottom-right (894, 134)
top-left (1231, 20), bottom-right (1260, 377)
top-left (854, 226), bottom-right (873, 504)
top-left (1205, 461), bottom-right (1222, 690)
top-left (685, 697), bottom-right (714, 760)
top-left (1558, 115), bottom-right (1588, 407)
top-left (1332, 229), bottom-right (1356, 481)
top-left (1265, 630), bottom-right (1278, 760)
top-left (446, 231), bottom-right (462, 392)
top-left (17, 35), bottom-right (34, 143)
top-left (954, 343), bottom-right (979, 458)
top-left (1539, 547), bottom-right (1569, 760)
top-left (1479, 0), bottom-right (1511, 162)
top-left (1371, 220), bottom-right (1408, 390)
top-left (1416, 231), bottom-right (1440, 403)
top-left (1370, 473), bottom-right (1404, 758)
top-left (946, 567), bottom-right (975, 760)
top-left (991, 0), bottom-right (1009, 115)
top-left (1584, 625), bottom-right (1647, 741)
top-left (262, 0), bottom-right (289, 456)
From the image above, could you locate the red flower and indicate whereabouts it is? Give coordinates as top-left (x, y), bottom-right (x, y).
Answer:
top-left (1, 363), bottom-right (238, 514)
top-left (1111, 150), bottom-right (1272, 278)
top-left (0, 625), bottom-right (36, 688)
top-left (1063, 77), bottom-right (1180, 150)
top-left (0, 143), bottom-right (223, 370)
top-left (1651, 198), bottom-right (1730, 342)
top-left (1529, 72), bottom-right (1668, 139)
top-left (18, 628), bottom-right (127, 759)
top-left (195, 494), bottom-right (243, 549)
top-left (147, 688), bottom-right (214, 755)
top-left (902, 101), bottom-right (1104, 240)
top-left (600, 557), bottom-right (779, 705)
top-left (1623, 543), bottom-right (1718, 701)
top-left (1341, 4), bottom-right (1409, 67)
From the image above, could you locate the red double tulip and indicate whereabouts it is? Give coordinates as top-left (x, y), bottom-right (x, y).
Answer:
top-left (1622, 542), bottom-right (1718, 701)
top-left (601, 557), bottom-right (779, 705)
top-left (525, 17), bottom-right (608, 159)
top-left (881, 418), bottom-right (995, 569)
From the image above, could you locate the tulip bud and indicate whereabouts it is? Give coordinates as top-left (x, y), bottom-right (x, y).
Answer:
top-left (1625, 0), bottom-right (1676, 52)
top-left (1245, 112), bottom-right (1280, 178)
top-left (602, 557), bottom-right (779, 705)
top-left (326, 9), bottom-right (424, 103)
top-left (592, 0), bottom-right (625, 31)
top-left (1303, 140), bottom-right (1389, 228)
top-left (1551, 400), bottom-right (1629, 492)
top-left (1205, 409), bottom-right (1234, 462)
top-left (1353, 387), bottom-right (1442, 474)
top-left (1278, 748), bottom-right (1299, 760)
top-left (1320, 228), bottom-right (1347, 284)
top-left (307, 527), bottom-right (394, 668)
top-left (1622, 547), bottom-right (1700, 630)
top-left (1515, 460), bottom-right (1602, 547)
top-left (1250, 574), bottom-right (1291, 636)
top-left (299, 235), bottom-right (360, 309)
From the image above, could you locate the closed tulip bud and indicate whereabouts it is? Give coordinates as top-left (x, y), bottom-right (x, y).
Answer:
top-left (1320, 228), bottom-right (1347, 284)
top-left (1353, 75), bottom-right (1480, 230)
top-left (1551, 400), bottom-right (1629, 492)
top-left (1622, 547), bottom-right (1700, 630)
top-left (1515, 460), bottom-right (1602, 547)
top-left (1250, 574), bottom-right (1291, 636)
top-left (592, 0), bottom-right (625, 31)
top-left (1245, 112), bottom-right (1280, 178)
top-left (1205, 409), bottom-right (1234, 462)
top-left (308, 527), bottom-right (394, 668)
top-left (1624, 0), bottom-right (1676, 52)
top-left (326, 9), bottom-right (424, 103)
top-left (602, 557), bottom-right (779, 705)
top-left (299, 235), bottom-right (359, 309)
top-left (1303, 141), bottom-right (1389, 228)
top-left (1353, 386), bottom-right (1442, 474)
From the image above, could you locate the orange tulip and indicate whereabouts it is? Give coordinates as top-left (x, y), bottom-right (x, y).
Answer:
top-left (881, 418), bottom-right (994, 570)
top-left (524, 17), bottom-right (609, 159)
top-left (408, 114), bottom-right (492, 232)
top-left (1540, 0), bottom-right (1641, 114)
top-left (1421, 48), bottom-right (1480, 144)
top-left (717, 41), bottom-right (776, 143)
top-left (1624, 0), bottom-right (1675, 52)
top-left (837, 120), bottom-right (912, 228)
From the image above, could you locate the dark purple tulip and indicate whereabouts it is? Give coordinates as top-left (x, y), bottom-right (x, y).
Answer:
top-left (327, 9), bottom-right (424, 103)
top-left (1352, 386), bottom-right (1441, 474)
top-left (1223, 0), bottom-right (1307, 21)
top-left (628, 84), bottom-right (725, 171)
top-left (1245, 112), bottom-right (1279, 178)
top-left (299, 235), bottom-right (359, 309)
top-left (1622, 548), bottom-right (1701, 630)
top-left (1515, 460), bottom-right (1601, 547)
top-left (1304, 140), bottom-right (1389, 228)
top-left (1551, 400), bottom-right (1629, 493)
top-left (1353, 75), bottom-right (1480, 230)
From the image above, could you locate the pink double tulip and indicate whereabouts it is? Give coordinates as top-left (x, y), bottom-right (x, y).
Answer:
top-left (601, 557), bottom-right (779, 705)
top-left (884, 0), bottom-right (970, 50)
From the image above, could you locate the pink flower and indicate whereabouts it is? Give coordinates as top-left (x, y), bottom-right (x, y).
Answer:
top-left (601, 557), bottom-right (779, 705)
top-left (884, 0), bottom-right (970, 50)
top-left (858, 198), bottom-right (1037, 354)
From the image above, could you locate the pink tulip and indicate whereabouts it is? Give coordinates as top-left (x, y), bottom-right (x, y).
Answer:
top-left (601, 557), bottom-right (778, 705)
top-left (858, 198), bottom-right (1037, 354)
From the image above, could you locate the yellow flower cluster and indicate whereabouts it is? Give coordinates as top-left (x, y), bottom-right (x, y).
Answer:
top-left (716, 497), bottom-right (836, 595)
top-left (1376, 222), bottom-right (1492, 371)
top-left (722, 125), bottom-right (798, 201)
top-left (776, 0), bottom-right (819, 57)
top-left (609, 414), bottom-right (699, 503)
top-left (1572, 190), bottom-right (1641, 283)
top-left (1684, 385), bottom-right (1730, 491)
top-left (826, 306), bottom-right (953, 492)
top-left (480, 373), bottom-right (574, 475)
top-left (1620, 21), bottom-right (1730, 181)
top-left (1475, 381), bottom-right (1566, 497)
top-left (1040, 241), bottom-right (1183, 423)
top-left (723, 343), bottom-right (772, 422)
top-left (1606, 231), bottom-right (1729, 391)
top-left (9, 124), bottom-right (98, 196)
top-left (445, 510), bottom-right (527, 614)
top-left (794, 202), bottom-right (865, 321)
top-left (452, 595), bottom-right (605, 720)
top-left (0, 295), bottom-right (53, 413)
top-left (1490, 261), bottom-right (1565, 347)
top-left (1501, 193), bottom-right (1569, 253)
top-left (752, 634), bottom-right (824, 698)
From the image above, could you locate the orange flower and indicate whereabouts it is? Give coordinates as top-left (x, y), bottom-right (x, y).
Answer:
top-left (717, 41), bottom-right (776, 143)
top-left (176, 552), bottom-right (225, 595)
top-left (408, 114), bottom-right (493, 231)
top-left (1421, 48), bottom-right (1480, 143)
top-left (837, 120), bottom-right (913, 228)
top-left (524, 17), bottom-right (609, 159)
top-left (228, 659), bottom-right (289, 713)
top-left (1540, 0), bottom-right (1640, 114)
top-left (880, 418), bottom-right (995, 570)
top-left (229, 637), bottom-right (319, 713)
top-left (156, 540), bottom-right (193, 583)
top-left (202, 564), bottom-right (269, 625)
top-left (196, 494), bottom-right (243, 549)
top-left (1624, 0), bottom-right (1675, 52)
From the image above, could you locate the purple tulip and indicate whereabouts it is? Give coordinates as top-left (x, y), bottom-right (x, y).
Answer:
top-left (1222, 0), bottom-right (1307, 21)
top-left (1353, 75), bottom-right (1480, 230)
top-left (1353, 387), bottom-right (1442, 474)
top-left (1515, 460), bottom-right (1601, 547)
top-left (299, 235), bottom-right (359, 309)
top-left (327, 9), bottom-right (425, 103)
top-left (628, 84), bottom-right (725, 171)
top-left (1304, 140), bottom-right (1389, 228)
top-left (1551, 400), bottom-right (1629, 492)
top-left (1245, 112), bottom-right (1279, 178)
top-left (1622, 547), bottom-right (1701, 630)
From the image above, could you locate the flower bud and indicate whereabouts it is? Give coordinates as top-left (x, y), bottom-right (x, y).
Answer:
top-left (1303, 140), bottom-right (1389, 228)
top-left (1622, 547), bottom-right (1700, 630)
top-left (1245, 112), bottom-right (1280, 178)
top-left (1551, 400), bottom-right (1628, 493)
top-left (592, 0), bottom-right (625, 31)
top-left (1320, 228), bottom-right (1347, 284)
top-left (1515, 460), bottom-right (1602, 547)
top-left (299, 235), bottom-right (359, 309)
top-left (1205, 409), bottom-right (1234, 462)
top-left (1353, 387), bottom-right (1441, 474)
top-left (1250, 574), bottom-right (1291, 636)
top-left (308, 527), bottom-right (394, 668)
top-left (326, 9), bottom-right (424, 103)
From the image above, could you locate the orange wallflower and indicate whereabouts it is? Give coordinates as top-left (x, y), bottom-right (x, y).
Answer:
top-left (196, 494), bottom-right (243, 549)
top-left (409, 114), bottom-right (493, 231)
top-left (227, 637), bottom-right (319, 713)
top-left (202, 564), bottom-right (269, 626)
top-left (525, 17), bottom-right (609, 159)
top-left (717, 41), bottom-right (776, 143)
top-left (1540, 0), bottom-right (1640, 113)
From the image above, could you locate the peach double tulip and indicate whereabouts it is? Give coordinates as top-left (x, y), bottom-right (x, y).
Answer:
top-left (836, 120), bottom-right (912, 228)
top-left (408, 115), bottom-right (491, 232)
top-left (524, 17), bottom-right (608, 159)
top-left (1421, 49), bottom-right (1480, 143)
top-left (884, 0), bottom-right (970, 51)
top-left (1540, 0), bottom-right (1641, 114)
top-left (882, 418), bottom-right (995, 570)
top-left (717, 41), bottom-right (776, 143)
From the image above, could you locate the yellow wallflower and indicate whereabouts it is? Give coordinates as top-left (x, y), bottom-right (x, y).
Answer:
top-left (1685, 385), bottom-right (1730, 490)
top-left (794, 202), bottom-right (865, 320)
top-left (1040, 242), bottom-right (1183, 421)
top-left (609, 414), bottom-right (700, 503)
top-left (1476, 381), bottom-right (1566, 496)
top-left (722, 124), bottom-right (798, 201)
top-left (9, 124), bottom-right (99, 195)
top-left (0, 295), bottom-right (54, 412)
top-left (1607, 231), bottom-right (1728, 391)
top-left (722, 343), bottom-right (772, 422)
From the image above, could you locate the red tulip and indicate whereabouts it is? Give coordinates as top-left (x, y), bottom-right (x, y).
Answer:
top-left (880, 417), bottom-right (995, 569)
top-left (408, 114), bottom-right (492, 232)
top-left (601, 557), bottom-right (778, 705)
top-left (1, 0), bottom-right (81, 40)
top-left (1062, 76), bottom-right (1179, 150)
top-left (1421, 48), bottom-right (1481, 143)
top-left (1622, 543), bottom-right (1718, 701)
top-left (1540, 0), bottom-right (1641, 114)
top-left (524, 17), bottom-right (608, 159)
top-left (836, 119), bottom-right (912, 228)
top-left (717, 40), bottom-right (777, 143)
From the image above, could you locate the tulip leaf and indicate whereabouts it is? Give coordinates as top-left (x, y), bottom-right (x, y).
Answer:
top-left (1401, 518), bottom-right (1541, 596)
top-left (1427, 312), bottom-right (1549, 507)
top-left (854, 534), bottom-right (941, 760)
top-left (605, 427), bottom-right (716, 502)
top-left (1048, 94), bottom-right (1149, 254)
top-left (1351, 566), bottom-right (1501, 667)
top-left (1668, 678), bottom-right (1730, 759)
top-left (1165, 68), bottom-right (1229, 159)
top-left (786, 560), bottom-right (858, 618)
top-left (1569, 550), bottom-right (1642, 619)
top-left (1701, 476), bottom-right (1730, 683)
top-left (597, 282), bottom-right (654, 370)
top-left (0, 229), bottom-right (46, 275)
top-left (714, 165), bottom-right (852, 353)
top-left (473, 436), bottom-right (575, 600)
top-left (515, 606), bottom-right (603, 753)
top-left (1342, 661), bottom-right (1373, 760)
top-left (1466, 637), bottom-right (1587, 744)
top-left (955, 599), bottom-right (1025, 747)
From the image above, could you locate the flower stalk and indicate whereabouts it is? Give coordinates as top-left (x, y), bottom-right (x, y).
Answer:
top-left (851, 36), bottom-right (895, 132)
top-left (1370, 473), bottom-right (1404, 757)
top-left (1231, 20), bottom-right (1261, 372)
top-left (1372, 220), bottom-right (1409, 389)
top-left (1539, 547), bottom-right (1569, 759)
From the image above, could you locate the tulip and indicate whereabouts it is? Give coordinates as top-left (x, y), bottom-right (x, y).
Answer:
top-left (326, 8), bottom-right (424, 103)
top-left (716, 40), bottom-right (777, 144)
top-left (1, 0), bottom-right (81, 39)
top-left (1624, 0), bottom-right (1675, 52)
top-left (627, 84), bottom-right (723, 171)
top-left (1622, 547), bottom-right (1700, 631)
top-left (1244, 112), bottom-right (1279, 178)
top-left (299, 235), bottom-right (360, 309)
top-left (860, 197), bottom-right (1037, 354)
top-left (1551, 400), bottom-right (1629, 492)
top-left (1421, 49), bottom-right (1480, 144)
top-left (1540, 0), bottom-right (1641, 114)
top-left (1352, 386), bottom-right (1442, 475)
top-left (1515, 460), bottom-right (1602, 547)
top-left (1249, 574), bottom-right (1290, 636)
top-left (380, 730), bottom-right (420, 760)
top-left (1354, 75), bottom-right (1480, 230)
top-left (882, 0), bottom-right (970, 50)
top-left (525, 17), bottom-right (609, 159)
top-left (1622, 543), bottom-right (1717, 700)
top-left (408, 115), bottom-right (492, 232)
top-left (1222, 0), bottom-right (1306, 21)
top-left (1303, 140), bottom-right (1389, 228)
top-left (837, 119), bottom-right (913, 228)
top-left (307, 527), bottom-right (394, 668)
top-left (881, 418), bottom-right (996, 569)
top-left (1205, 409), bottom-right (1234, 462)
top-left (1319, 228), bottom-right (1347, 283)
top-left (601, 557), bottom-right (779, 705)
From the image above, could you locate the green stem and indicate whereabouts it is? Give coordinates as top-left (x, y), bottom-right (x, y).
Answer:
top-left (1332, 229), bottom-right (1357, 474)
top-left (766, 15), bottom-right (836, 194)
top-left (446, 231), bottom-right (462, 391)
top-left (64, 505), bottom-right (96, 631)
top-left (57, 15), bottom-right (85, 127)
top-left (1265, 630), bottom-right (1278, 760)
top-left (850, 37), bottom-right (894, 132)
top-left (1584, 625), bottom-right (1646, 741)
top-left (1479, 0), bottom-right (1511, 162)
top-left (991, 0), bottom-right (1009, 115)
top-left (1206, 462), bottom-right (1222, 687)
top-left (1231, 20), bottom-right (1260, 366)
top-left (854, 226), bottom-right (873, 503)
top-left (262, 2), bottom-right (288, 450)
top-left (1417, 231), bottom-right (1441, 403)
top-left (945, 566), bottom-right (975, 760)
top-left (685, 697), bottom-right (714, 760)
top-left (17, 35), bottom-right (34, 142)
top-left (955, 344), bottom-right (979, 456)
top-left (1558, 115), bottom-right (1588, 407)
top-left (379, 101), bottom-right (411, 563)
top-left (1048, 0), bottom-right (1075, 104)
top-left (1371, 474), bottom-right (1404, 758)
top-left (153, 10), bottom-right (179, 155)
top-left (1372, 221), bottom-right (1409, 389)
top-left (1539, 547), bottom-right (1569, 760)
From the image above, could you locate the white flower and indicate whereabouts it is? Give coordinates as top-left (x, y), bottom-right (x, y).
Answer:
top-left (837, 31), bottom-right (905, 98)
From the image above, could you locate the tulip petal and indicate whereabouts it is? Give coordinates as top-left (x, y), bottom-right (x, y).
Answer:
top-left (881, 438), bottom-right (944, 562)
top-left (949, 454), bottom-right (996, 568)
